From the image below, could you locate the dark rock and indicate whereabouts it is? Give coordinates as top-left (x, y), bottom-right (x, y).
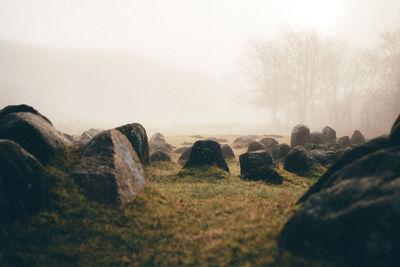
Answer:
top-left (0, 104), bottom-right (52, 125)
top-left (72, 129), bottom-right (146, 206)
top-left (0, 139), bottom-right (47, 223)
top-left (150, 150), bottom-right (171, 162)
top-left (338, 136), bottom-right (351, 148)
top-left (284, 146), bottom-right (315, 173)
top-left (247, 141), bottom-right (265, 152)
top-left (351, 130), bottom-right (366, 145)
top-left (389, 114), bottom-right (400, 145)
top-left (184, 140), bottom-right (229, 172)
top-left (277, 143), bottom-right (291, 159)
top-left (149, 132), bottom-right (174, 153)
top-left (279, 146), bottom-right (400, 265)
top-left (116, 123), bottom-right (149, 165)
top-left (221, 144), bottom-right (235, 159)
top-left (304, 143), bottom-right (327, 151)
top-left (290, 124), bottom-right (310, 148)
top-left (174, 146), bottom-right (191, 154)
top-left (309, 149), bottom-right (337, 166)
top-left (259, 137), bottom-right (279, 148)
top-left (0, 112), bottom-right (72, 163)
top-left (178, 147), bottom-right (192, 164)
top-left (239, 151), bottom-right (282, 184)
top-left (321, 126), bottom-right (336, 144)
top-left (80, 128), bottom-right (104, 145)
top-left (310, 132), bottom-right (323, 144)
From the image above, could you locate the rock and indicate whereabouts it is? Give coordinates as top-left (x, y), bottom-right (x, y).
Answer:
top-left (277, 143), bottom-right (291, 159)
top-left (321, 126), bottom-right (336, 144)
top-left (80, 128), bottom-right (104, 145)
top-left (183, 140), bottom-right (229, 172)
top-left (247, 141), bottom-right (265, 153)
top-left (149, 132), bottom-right (174, 153)
top-left (174, 146), bottom-right (191, 154)
top-left (259, 137), bottom-right (279, 148)
top-left (221, 144), bottom-right (235, 159)
top-left (309, 149), bottom-right (337, 166)
top-left (0, 111), bottom-right (72, 163)
top-left (0, 104), bottom-right (52, 125)
top-left (389, 114), bottom-right (400, 145)
top-left (278, 146), bottom-right (400, 265)
top-left (0, 139), bottom-right (47, 223)
top-left (309, 132), bottom-right (323, 144)
top-left (304, 143), bottom-right (327, 151)
top-left (72, 129), bottom-right (146, 206)
top-left (150, 150), bottom-right (171, 162)
top-left (290, 124), bottom-right (310, 148)
top-left (178, 147), bottom-right (192, 164)
top-left (116, 123), bottom-right (149, 165)
top-left (284, 146), bottom-right (315, 173)
top-left (351, 130), bottom-right (366, 145)
top-left (239, 151), bottom-right (282, 184)
top-left (338, 136), bottom-right (351, 148)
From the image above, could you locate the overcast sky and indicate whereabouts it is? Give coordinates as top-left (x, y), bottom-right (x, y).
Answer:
top-left (0, 0), bottom-right (399, 134)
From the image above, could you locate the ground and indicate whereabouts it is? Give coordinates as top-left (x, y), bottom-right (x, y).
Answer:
top-left (0, 135), bottom-right (332, 267)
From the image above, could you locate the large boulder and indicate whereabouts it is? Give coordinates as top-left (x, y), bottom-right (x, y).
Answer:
top-left (150, 150), bottom-right (171, 162)
top-left (72, 129), bottom-right (146, 206)
top-left (221, 144), bottom-right (235, 159)
top-left (239, 151), bottom-right (282, 184)
top-left (309, 132), bottom-right (323, 144)
top-left (183, 140), bottom-right (229, 172)
top-left (338, 136), bottom-right (351, 148)
top-left (0, 104), bottom-right (52, 125)
top-left (0, 139), bottom-right (47, 223)
top-left (247, 141), bottom-right (265, 153)
top-left (284, 146), bottom-right (315, 173)
top-left (279, 146), bottom-right (400, 265)
top-left (309, 149), bottom-right (337, 166)
top-left (0, 111), bottom-right (72, 163)
top-left (80, 128), bottom-right (104, 145)
top-left (149, 132), bottom-right (174, 153)
top-left (290, 124), bottom-right (310, 148)
top-left (277, 143), bottom-right (291, 160)
top-left (321, 126), bottom-right (336, 144)
top-left (233, 135), bottom-right (257, 148)
top-left (351, 130), bottom-right (366, 145)
top-left (259, 137), bottom-right (279, 148)
top-left (116, 123), bottom-right (149, 165)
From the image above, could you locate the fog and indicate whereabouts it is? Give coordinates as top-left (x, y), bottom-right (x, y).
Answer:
top-left (0, 0), bottom-right (399, 136)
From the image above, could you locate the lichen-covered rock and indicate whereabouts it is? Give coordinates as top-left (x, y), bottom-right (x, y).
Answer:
top-left (0, 104), bottom-right (52, 125)
top-left (247, 141), bottom-right (265, 153)
top-left (304, 143), bottom-right (327, 151)
top-left (0, 111), bottom-right (72, 163)
top-left (351, 130), bottom-right (366, 145)
top-left (309, 149), bottom-right (337, 166)
top-left (284, 146), bottom-right (315, 173)
top-left (72, 129), bottom-right (145, 206)
top-left (239, 151), bottom-right (282, 184)
top-left (338, 136), bottom-right (351, 148)
top-left (184, 140), bottom-right (229, 172)
top-left (80, 128), bottom-right (104, 145)
top-left (149, 132), bottom-right (174, 153)
top-left (0, 139), bottom-right (47, 224)
top-left (290, 124), bottom-right (310, 148)
top-left (321, 126), bottom-right (336, 144)
top-left (150, 150), bottom-right (171, 162)
top-left (309, 132), bottom-right (323, 144)
top-left (221, 144), bottom-right (235, 159)
top-left (117, 123), bottom-right (149, 165)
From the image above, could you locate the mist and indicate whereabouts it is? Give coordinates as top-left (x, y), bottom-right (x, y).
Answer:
top-left (1, 0), bottom-right (399, 137)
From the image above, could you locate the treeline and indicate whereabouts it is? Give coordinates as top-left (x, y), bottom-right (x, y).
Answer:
top-left (245, 26), bottom-right (400, 137)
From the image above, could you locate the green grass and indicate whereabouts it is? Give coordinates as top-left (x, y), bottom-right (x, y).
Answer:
top-left (0, 148), bottom-right (334, 267)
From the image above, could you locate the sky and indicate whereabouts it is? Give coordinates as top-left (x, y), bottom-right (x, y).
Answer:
top-left (0, 0), bottom-right (399, 135)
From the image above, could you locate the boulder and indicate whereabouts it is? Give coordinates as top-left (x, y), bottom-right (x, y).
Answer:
top-left (149, 132), bottom-right (174, 153)
top-left (150, 150), bottom-right (171, 162)
top-left (259, 137), bottom-right (279, 148)
top-left (221, 144), bottom-right (235, 159)
top-left (80, 128), bottom-right (104, 145)
top-left (338, 136), bottom-right (351, 148)
top-left (321, 126), bottom-right (336, 144)
top-left (277, 143), bottom-right (291, 160)
top-left (178, 147), bottom-right (192, 164)
top-left (351, 130), bottom-right (366, 145)
top-left (284, 146), bottom-right (315, 173)
top-left (309, 132), bottom-right (323, 144)
top-left (247, 141), bottom-right (265, 153)
top-left (0, 104), bottom-right (52, 125)
top-left (72, 129), bottom-right (146, 206)
top-left (290, 124), bottom-right (310, 148)
top-left (309, 149), bottom-right (337, 166)
top-left (116, 123), bottom-right (149, 165)
top-left (239, 151), bottom-right (282, 184)
top-left (304, 143), bottom-right (327, 151)
top-left (0, 111), bottom-right (72, 163)
top-left (183, 140), bottom-right (229, 172)
top-left (0, 139), bottom-right (47, 223)
top-left (279, 146), bottom-right (400, 265)
top-left (233, 135), bottom-right (257, 148)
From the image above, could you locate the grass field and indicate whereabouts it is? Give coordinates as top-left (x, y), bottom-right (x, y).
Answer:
top-left (0, 135), bottom-right (332, 266)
